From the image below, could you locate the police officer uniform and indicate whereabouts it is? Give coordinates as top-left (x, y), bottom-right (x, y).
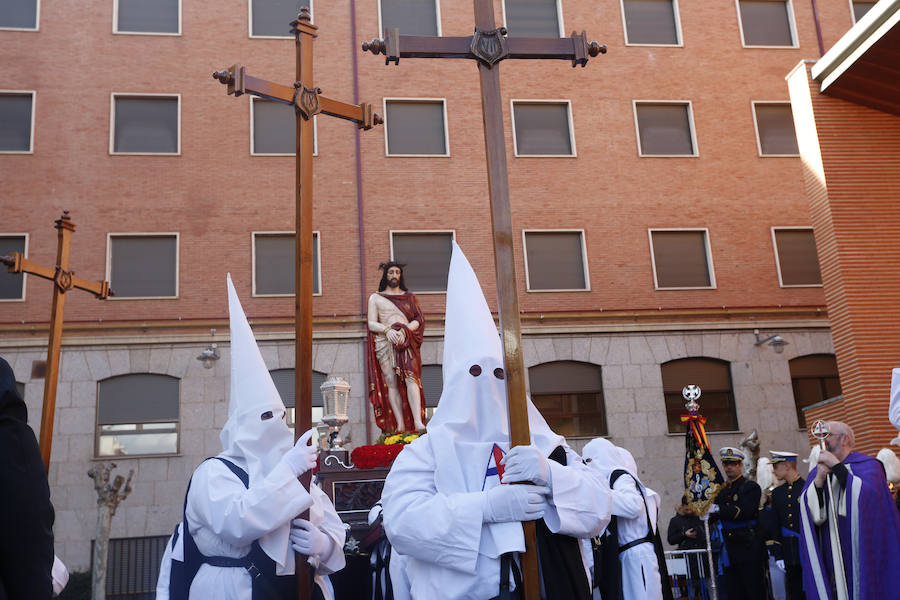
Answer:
top-left (768, 451), bottom-right (806, 600)
top-left (714, 447), bottom-right (765, 600)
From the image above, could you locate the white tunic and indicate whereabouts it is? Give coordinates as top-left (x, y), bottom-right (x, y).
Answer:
top-left (609, 475), bottom-right (663, 600)
top-left (382, 436), bottom-right (611, 600)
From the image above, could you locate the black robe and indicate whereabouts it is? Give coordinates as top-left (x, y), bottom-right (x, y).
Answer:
top-left (0, 357), bottom-right (55, 600)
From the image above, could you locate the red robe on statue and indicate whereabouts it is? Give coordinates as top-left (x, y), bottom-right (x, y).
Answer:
top-left (367, 292), bottom-right (427, 432)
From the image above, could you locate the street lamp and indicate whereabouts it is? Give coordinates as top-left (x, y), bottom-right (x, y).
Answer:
top-left (754, 329), bottom-right (788, 354)
top-left (320, 376), bottom-right (350, 450)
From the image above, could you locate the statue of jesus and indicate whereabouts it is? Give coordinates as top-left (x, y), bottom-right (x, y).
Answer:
top-left (366, 261), bottom-right (426, 432)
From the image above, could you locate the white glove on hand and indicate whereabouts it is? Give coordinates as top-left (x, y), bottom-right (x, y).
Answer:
top-left (501, 445), bottom-right (551, 487)
top-left (290, 518), bottom-right (333, 559)
top-left (283, 429), bottom-right (318, 476)
top-left (775, 559), bottom-right (785, 571)
top-left (482, 484), bottom-right (550, 523)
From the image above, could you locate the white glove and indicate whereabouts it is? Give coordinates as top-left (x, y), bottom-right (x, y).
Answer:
top-left (708, 504), bottom-right (720, 514)
top-left (501, 445), bottom-right (551, 487)
top-left (775, 559), bottom-right (785, 571)
top-left (482, 484), bottom-right (550, 523)
top-left (51, 555), bottom-right (69, 596)
top-left (290, 518), bottom-right (333, 559)
top-left (282, 429), bottom-right (318, 476)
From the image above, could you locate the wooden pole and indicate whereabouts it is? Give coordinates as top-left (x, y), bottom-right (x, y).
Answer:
top-left (473, 2), bottom-right (539, 597)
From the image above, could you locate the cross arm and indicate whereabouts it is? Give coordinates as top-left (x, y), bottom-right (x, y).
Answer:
top-left (1, 253), bottom-right (113, 299)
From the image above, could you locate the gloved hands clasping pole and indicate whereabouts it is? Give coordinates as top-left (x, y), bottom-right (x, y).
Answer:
top-left (283, 428), bottom-right (318, 477)
top-left (482, 445), bottom-right (553, 523)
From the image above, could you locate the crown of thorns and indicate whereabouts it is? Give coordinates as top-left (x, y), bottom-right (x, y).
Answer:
top-left (378, 261), bottom-right (406, 271)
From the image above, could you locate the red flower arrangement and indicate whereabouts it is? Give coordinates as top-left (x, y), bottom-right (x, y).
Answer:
top-left (350, 443), bottom-right (405, 470)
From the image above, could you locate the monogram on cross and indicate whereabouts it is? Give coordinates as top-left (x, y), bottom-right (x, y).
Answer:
top-left (362, 3), bottom-right (606, 596)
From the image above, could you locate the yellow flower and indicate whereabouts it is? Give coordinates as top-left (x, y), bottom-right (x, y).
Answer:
top-left (403, 434), bottom-right (419, 443)
top-left (384, 434), bottom-right (403, 445)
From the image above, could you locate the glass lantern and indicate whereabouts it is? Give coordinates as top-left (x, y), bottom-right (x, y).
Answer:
top-left (320, 376), bottom-right (351, 450)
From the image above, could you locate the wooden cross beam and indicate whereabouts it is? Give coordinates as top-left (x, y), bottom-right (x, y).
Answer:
top-left (212, 9), bottom-right (381, 599)
top-left (1, 210), bottom-right (113, 472)
top-left (363, 3), bottom-right (605, 597)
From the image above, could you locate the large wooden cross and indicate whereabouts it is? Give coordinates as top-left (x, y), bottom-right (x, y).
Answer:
top-left (213, 9), bottom-right (381, 598)
top-left (363, 3), bottom-right (605, 596)
top-left (1, 210), bottom-right (113, 471)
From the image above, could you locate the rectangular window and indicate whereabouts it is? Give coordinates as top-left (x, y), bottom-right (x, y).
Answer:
top-left (380, 0), bottom-right (440, 36)
top-left (102, 536), bottom-right (170, 597)
top-left (523, 231), bottom-right (589, 291)
top-left (251, 98), bottom-right (317, 155)
top-left (253, 232), bottom-right (321, 296)
top-left (621, 0), bottom-right (680, 45)
top-left (852, 1), bottom-right (877, 22)
top-left (650, 229), bottom-right (715, 289)
top-left (384, 99), bottom-right (449, 156)
top-left (250, 0), bottom-right (311, 37)
top-left (115, 0), bottom-right (180, 34)
top-left (97, 374), bottom-right (179, 456)
top-left (634, 101), bottom-right (697, 156)
top-left (753, 102), bottom-right (799, 156)
top-left (0, 91), bottom-right (35, 153)
top-left (111, 94), bottom-right (180, 154)
top-left (737, 0), bottom-right (796, 47)
top-left (0, 0), bottom-right (38, 30)
top-left (108, 234), bottom-right (178, 298)
top-left (512, 101), bottom-right (575, 157)
top-left (390, 231), bottom-right (454, 293)
top-left (772, 228), bottom-right (822, 287)
top-left (504, 0), bottom-right (562, 38)
top-left (0, 235), bottom-right (27, 300)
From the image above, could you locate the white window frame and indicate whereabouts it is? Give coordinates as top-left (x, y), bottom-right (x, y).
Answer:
top-left (251, 230), bottom-right (322, 297)
top-left (383, 98), bottom-right (450, 158)
top-left (112, 0), bottom-right (182, 36)
top-left (849, 0), bottom-right (876, 24)
top-left (510, 99), bottom-right (577, 158)
top-left (0, 233), bottom-right (29, 302)
top-left (0, 0), bottom-right (40, 32)
top-left (522, 229), bottom-right (591, 292)
top-left (105, 232), bottom-right (180, 300)
top-left (389, 229), bottom-right (456, 295)
top-left (109, 93), bottom-right (181, 156)
top-left (648, 228), bottom-right (717, 290)
top-left (632, 99), bottom-right (699, 157)
top-left (249, 97), bottom-right (318, 156)
top-left (377, 0), bottom-right (442, 36)
top-left (248, 0), bottom-right (314, 39)
top-left (735, 0), bottom-right (799, 49)
top-left (771, 226), bottom-right (823, 288)
top-left (620, 0), bottom-right (683, 47)
top-left (501, 0), bottom-right (565, 38)
top-left (751, 100), bottom-right (800, 157)
top-left (0, 90), bottom-right (36, 154)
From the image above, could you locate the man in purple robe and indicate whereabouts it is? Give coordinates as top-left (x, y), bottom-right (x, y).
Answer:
top-left (799, 421), bottom-right (900, 599)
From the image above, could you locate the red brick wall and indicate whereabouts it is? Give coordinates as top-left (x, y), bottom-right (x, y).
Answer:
top-left (788, 62), bottom-right (900, 455)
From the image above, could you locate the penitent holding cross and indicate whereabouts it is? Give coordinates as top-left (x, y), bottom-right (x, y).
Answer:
top-left (212, 9), bottom-right (382, 599)
top-left (362, 3), bottom-right (605, 597)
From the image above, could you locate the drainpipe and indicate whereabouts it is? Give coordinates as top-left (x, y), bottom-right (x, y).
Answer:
top-left (810, 0), bottom-right (825, 56)
top-left (350, 0), bottom-right (373, 445)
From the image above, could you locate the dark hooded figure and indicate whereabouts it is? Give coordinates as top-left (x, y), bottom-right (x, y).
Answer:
top-left (0, 357), bottom-right (55, 600)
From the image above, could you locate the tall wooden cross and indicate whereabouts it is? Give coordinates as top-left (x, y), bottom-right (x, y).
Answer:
top-left (1, 210), bottom-right (113, 472)
top-left (213, 9), bottom-right (381, 598)
top-left (363, 3), bottom-right (605, 596)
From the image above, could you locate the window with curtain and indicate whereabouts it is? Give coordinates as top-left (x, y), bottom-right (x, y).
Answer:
top-left (524, 231), bottom-right (588, 290)
top-left (0, 92), bottom-right (34, 152)
top-left (97, 374), bottom-right (179, 456)
top-left (109, 235), bottom-right (178, 298)
top-left (789, 354), bottom-right (841, 429)
top-left (635, 102), bottom-right (696, 156)
top-left (661, 357), bottom-right (737, 432)
top-left (380, 0), bottom-right (439, 35)
top-left (385, 100), bottom-right (448, 155)
top-left (254, 232), bottom-right (321, 295)
top-left (623, 0), bottom-right (679, 45)
top-left (773, 228), bottom-right (821, 286)
top-left (251, 0), bottom-right (310, 37)
top-left (852, 1), bottom-right (877, 22)
top-left (754, 103), bottom-right (799, 156)
top-left (512, 101), bottom-right (574, 156)
top-left (421, 364), bottom-right (443, 421)
top-left (115, 0), bottom-right (179, 34)
top-left (738, 0), bottom-right (794, 46)
top-left (504, 0), bottom-right (561, 37)
top-left (0, 235), bottom-right (26, 299)
top-left (391, 232), bottom-right (453, 292)
top-left (0, 0), bottom-right (38, 29)
top-left (112, 96), bottom-right (179, 153)
top-left (269, 368), bottom-right (326, 435)
top-left (529, 361), bottom-right (607, 437)
top-left (650, 230), bottom-right (713, 288)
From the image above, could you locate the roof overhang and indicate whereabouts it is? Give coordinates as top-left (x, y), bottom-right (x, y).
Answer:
top-left (810, 0), bottom-right (900, 116)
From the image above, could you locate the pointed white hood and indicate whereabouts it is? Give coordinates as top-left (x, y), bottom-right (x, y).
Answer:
top-left (583, 439), bottom-right (660, 528)
top-left (218, 274), bottom-right (295, 572)
top-left (426, 242), bottom-right (563, 557)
